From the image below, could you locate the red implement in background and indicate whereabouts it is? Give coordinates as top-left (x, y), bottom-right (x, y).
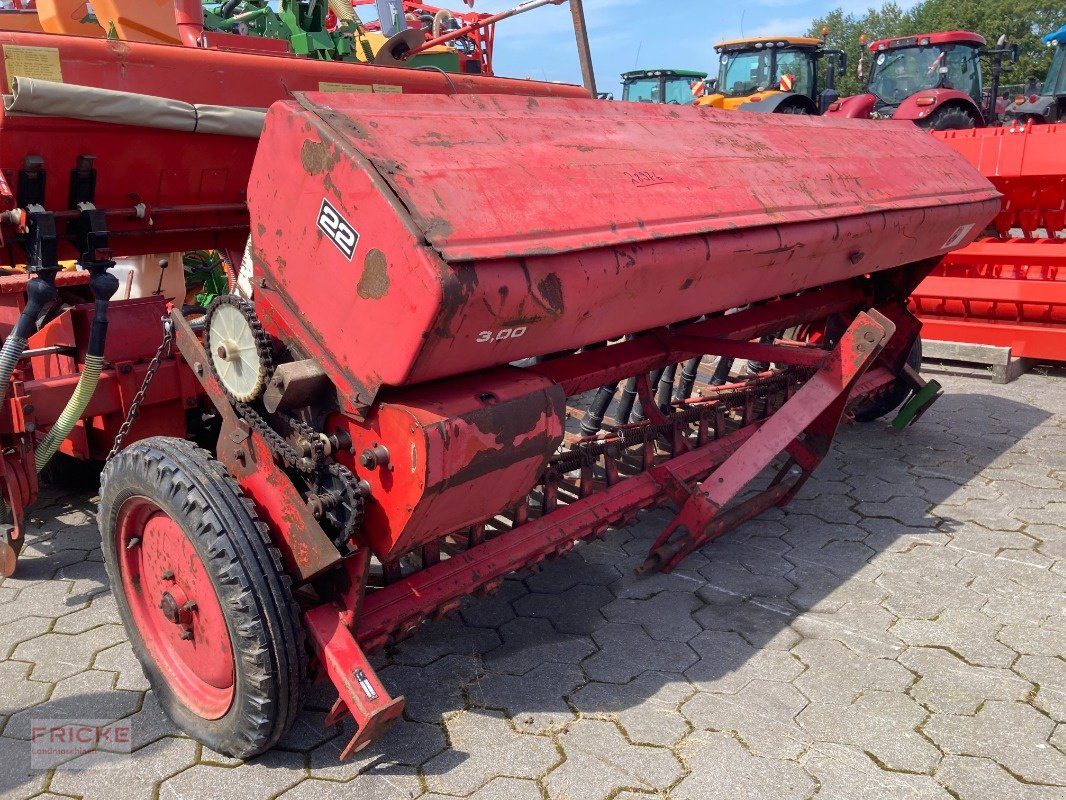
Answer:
top-left (915, 124), bottom-right (1066, 361)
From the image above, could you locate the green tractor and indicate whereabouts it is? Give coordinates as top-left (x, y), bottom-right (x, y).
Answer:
top-left (621, 69), bottom-right (708, 104)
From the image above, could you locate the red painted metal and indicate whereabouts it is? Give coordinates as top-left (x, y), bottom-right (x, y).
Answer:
top-left (0, 30), bottom-right (587, 262)
top-left (868, 31), bottom-right (986, 51)
top-left (0, 60), bottom-right (1006, 761)
top-left (115, 497), bottom-right (235, 720)
top-left (642, 310), bottom-right (893, 573)
top-left (249, 93), bottom-right (998, 414)
top-left (913, 124), bottom-right (1066, 361)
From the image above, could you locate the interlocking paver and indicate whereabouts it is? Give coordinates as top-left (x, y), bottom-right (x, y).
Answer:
top-left (901, 646), bottom-right (1032, 715)
top-left (468, 661), bottom-right (583, 734)
top-left (681, 679), bottom-right (809, 759)
top-left (924, 700), bottom-right (1066, 785)
top-left (796, 691), bottom-right (941, 774)
top-left (673, 732), bottom-right (814, 800)
top-left (570, 672), bottom-right (692, 746)
top-left (422, 711), bottom-right (558, 796)
top-left (159, 748), bottom-right (306, 800)
top-left (545, 718), bottom-right (682, 800)
top-left (802, 742), bottom-right (955, 799)
top-left (936, 754), bottom-right (1066, 799)
top-left (892, 609), bottom-right (1016, 668)
top-left (50, 736), bottom-right (198, 800)
top-left (684, 629), bottom-right (803, 693)
top-left (584, 623), bottom-right (698, 684)
top-left (0, 370), bottom-right (1061, 799)
top-left (512, 582), bottom-right (612, 635)
top-left (601, 589), bottom-right (703, 642)
top-left (484, 617), bottom-right (597, 676)
top-left (1014, 655), bottom-right (1066, 721)
top-left (792, 639), bottom-right (913, 703)
top-left (10, 624), bottom-right (127, 682)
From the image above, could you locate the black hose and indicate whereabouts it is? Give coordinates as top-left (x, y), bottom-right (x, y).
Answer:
top-left (581, 383), bottom-right (618, 437)
top-left (632, 367), bottom-right (664, 422)
top-left (221, 0), bottom-right (243, 19)
top-left (709, 357), bottom-right (734, 386)
top-left (616, 377), bottom-right (638, 425)
top-left (675, 356), bottom-right (703, 401)
top-left (655, 364), bottom-right (678, 413)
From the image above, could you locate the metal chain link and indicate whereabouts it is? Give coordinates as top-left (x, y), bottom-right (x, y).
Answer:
top-left (106, 318), bottom-right (175, 462)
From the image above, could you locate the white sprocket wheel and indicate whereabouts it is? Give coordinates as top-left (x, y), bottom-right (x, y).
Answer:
top-left (205, 297), bottom-right (272, 403)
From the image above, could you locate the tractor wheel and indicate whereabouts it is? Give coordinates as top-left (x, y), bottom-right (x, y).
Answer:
top-left (99, 437), bottom-right (305, 759)
top-left (918, 106), bottom-right (976, 131)
top-left (852, 337), bottom-right (923, 423)
top-left (777, 103), bottom-right (811, 115)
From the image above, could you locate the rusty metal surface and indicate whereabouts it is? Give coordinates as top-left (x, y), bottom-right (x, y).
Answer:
top-left (295, 92), bottom-right (999, 262)
top-left (249, 97), bottom-right (999, 412)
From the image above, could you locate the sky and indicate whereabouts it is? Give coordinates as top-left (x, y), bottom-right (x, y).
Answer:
top-left (402, 0), bottom-right (923, 96)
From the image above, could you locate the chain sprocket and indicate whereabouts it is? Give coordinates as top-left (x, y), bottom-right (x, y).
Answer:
top-left (205, 295), bottom-right (274, 404)
top-left (307, 463), bottom-right (365, 546)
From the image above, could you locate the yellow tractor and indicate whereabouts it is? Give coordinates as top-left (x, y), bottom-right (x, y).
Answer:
top-left (698, 35), bottom-right (846, 114)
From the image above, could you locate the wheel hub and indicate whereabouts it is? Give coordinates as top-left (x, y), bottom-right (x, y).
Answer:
top-left (116, 498), bottom-right (235, 720)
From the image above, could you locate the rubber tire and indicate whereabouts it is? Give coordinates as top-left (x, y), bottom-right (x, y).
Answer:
top-left (918, 106), bottom-right (976, 131)
top-left (777, 103), bottom-right (811, 115)
top-left (98, 437), bottom-right (305, 759)
top-left (853, 338), bottom-right (922, 423)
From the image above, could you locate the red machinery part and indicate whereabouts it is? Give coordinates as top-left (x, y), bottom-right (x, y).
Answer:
top-left (914, 124), bottom-right (1066, 361)
top-left (0, 30), bottom-right (587, 262)
top-left (0, 45), bottom-right (1002, 757)
top-left (249, 93), bottom-right (998, 415)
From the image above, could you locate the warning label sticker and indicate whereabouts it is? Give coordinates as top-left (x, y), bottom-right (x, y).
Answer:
top-left (3, 45), bottom-right (63, 93)
top-left (318, 82), bottom-right (373, 93)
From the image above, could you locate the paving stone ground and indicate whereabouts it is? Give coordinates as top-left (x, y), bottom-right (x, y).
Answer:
top-left (1, 368), bottom-right (1064, 799)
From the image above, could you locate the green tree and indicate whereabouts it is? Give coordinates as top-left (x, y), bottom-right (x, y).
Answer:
top-left (904, 0), bottom-right (1064, 88)
top-left (809, 3), bottom-right (909, 97)
top-left (810, 0), bottom-right (1066, 97)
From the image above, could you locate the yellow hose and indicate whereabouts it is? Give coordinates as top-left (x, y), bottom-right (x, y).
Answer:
top-left (327, 0), bottom-right (353, 22)
top-left (35, 355), bottom-right (104, 473)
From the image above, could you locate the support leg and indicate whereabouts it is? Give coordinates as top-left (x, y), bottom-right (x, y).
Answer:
top-left (640, 310), bottom-right (895, 573)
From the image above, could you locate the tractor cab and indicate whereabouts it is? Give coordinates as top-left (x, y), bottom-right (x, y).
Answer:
top-left (1004, 25), bottom-right (1066, 124)
top-left (826, 31), bottom-right (992, 129)
top-left (698, 36), bottom-right (845, 115)
top-left (621, 69), bottom-right (707, 105)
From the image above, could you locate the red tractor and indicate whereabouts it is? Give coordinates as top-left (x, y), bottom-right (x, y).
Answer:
top-left (825, 31), bottom-right (1013, 130)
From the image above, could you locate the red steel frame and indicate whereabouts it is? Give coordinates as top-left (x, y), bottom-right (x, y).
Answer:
top-left (0, 25), bottom-right (998, 758)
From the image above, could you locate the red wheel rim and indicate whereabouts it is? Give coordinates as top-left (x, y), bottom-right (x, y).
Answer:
top-left (115, 497), bottom-right (235, 719)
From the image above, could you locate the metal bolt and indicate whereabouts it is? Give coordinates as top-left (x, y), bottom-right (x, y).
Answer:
top-left (183, 600), bottom-right (197, 613)
top-left (126, 537), bottom-right (140, 550)
top-left (194, 362), bottom-right (204, 377)
top-left (179, 626), bottom-right (193, 641)
top-left (161, 570), bottom-right (174, 581)
top-left (234, 449), bottom-right (246, 465)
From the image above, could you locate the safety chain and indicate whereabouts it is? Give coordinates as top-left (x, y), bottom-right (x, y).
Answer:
top-left (106, 318), bottom-right (175, 462)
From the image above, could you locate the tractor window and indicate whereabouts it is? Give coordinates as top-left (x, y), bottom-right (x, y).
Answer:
top-left (870, 46), bottom-right (945, 104)
top-left (663, 77), bottom-right (697, 104)
top-left (775, 49), bottom-right (814, 96)
top-left (943, 45), bottom-right (981, 100)
top-left (1047, 44), bottom-right (1066, 96)
top-left (719, 50), bottom-right (773, 96)
top-left (623, 78), bottom-right (661, 103)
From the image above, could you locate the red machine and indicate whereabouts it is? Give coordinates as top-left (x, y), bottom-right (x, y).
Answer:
top-left (825, 31), bottom-right (996, 130)
top-left (0, 23), bottom-right (999, 761)
top-left (910, 123), bottom-right (1066, 362)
